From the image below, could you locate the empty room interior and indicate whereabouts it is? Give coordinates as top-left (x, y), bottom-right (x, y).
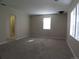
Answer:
top-left (0, 0), bottom-right (79, 59)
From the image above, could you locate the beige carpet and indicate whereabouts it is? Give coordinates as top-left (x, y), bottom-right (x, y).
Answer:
top-left (0, 38), bottom-right (73, 59)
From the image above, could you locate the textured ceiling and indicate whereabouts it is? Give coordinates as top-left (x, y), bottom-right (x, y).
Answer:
top-left (1, 0), bottom-right (72, 15)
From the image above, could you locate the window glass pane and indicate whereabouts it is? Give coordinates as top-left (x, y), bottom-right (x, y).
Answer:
top-left (70, 7), bottom-right (76, 37)
top-left (43, 17), bottom-right (51, 30)
top-left (76, 3), bottom-right (79, 40)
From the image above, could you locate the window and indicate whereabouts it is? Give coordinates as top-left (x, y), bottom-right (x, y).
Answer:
top-left (70, 7), bottom-right (76, 37)
top-left (76, 3), bottom-right (79, 39)
top-left (43, 17), bottom-right (51, 30)
top-left (70, 3), bottom-right (79, 41)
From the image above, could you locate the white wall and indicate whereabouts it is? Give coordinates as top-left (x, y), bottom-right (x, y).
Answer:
top-left (67, 0), bottom-right (79, 59)
top-left (30, 14), bottom-right (67, 39)
top-left (0, 5), bottom-right (29, 44)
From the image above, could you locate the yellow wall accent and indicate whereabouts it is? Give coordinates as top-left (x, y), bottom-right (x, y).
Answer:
top-left (10, 15), bottom-right (16, 38)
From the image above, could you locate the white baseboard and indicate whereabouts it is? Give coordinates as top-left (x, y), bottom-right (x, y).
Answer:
top-left (66, 39), bottom-right (78, 59)
top-left (16, 35), bottom-right (28, 40)
top-left (31, 35), bottom-right (66, 40)
top-left (0, 40), bottom-right (10, 45)
top-left (0, 35), bottom-right (29, 45)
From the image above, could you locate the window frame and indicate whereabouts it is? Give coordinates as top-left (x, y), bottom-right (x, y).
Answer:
top-left (70, 3), bottom-right (79, 41)
top-left (43, 17), bottom-right (51, 30)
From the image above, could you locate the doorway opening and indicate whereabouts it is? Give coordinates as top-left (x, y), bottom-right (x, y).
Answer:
top-left (10, 15), bottom-right (16, 40)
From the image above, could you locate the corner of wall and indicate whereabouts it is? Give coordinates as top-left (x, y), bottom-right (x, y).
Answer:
top-left (66, 38), bottom-right (78, 59)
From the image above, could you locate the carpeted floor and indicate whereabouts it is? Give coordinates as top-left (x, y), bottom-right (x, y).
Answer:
top-left (0, 38), bottom-right (73, 59)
